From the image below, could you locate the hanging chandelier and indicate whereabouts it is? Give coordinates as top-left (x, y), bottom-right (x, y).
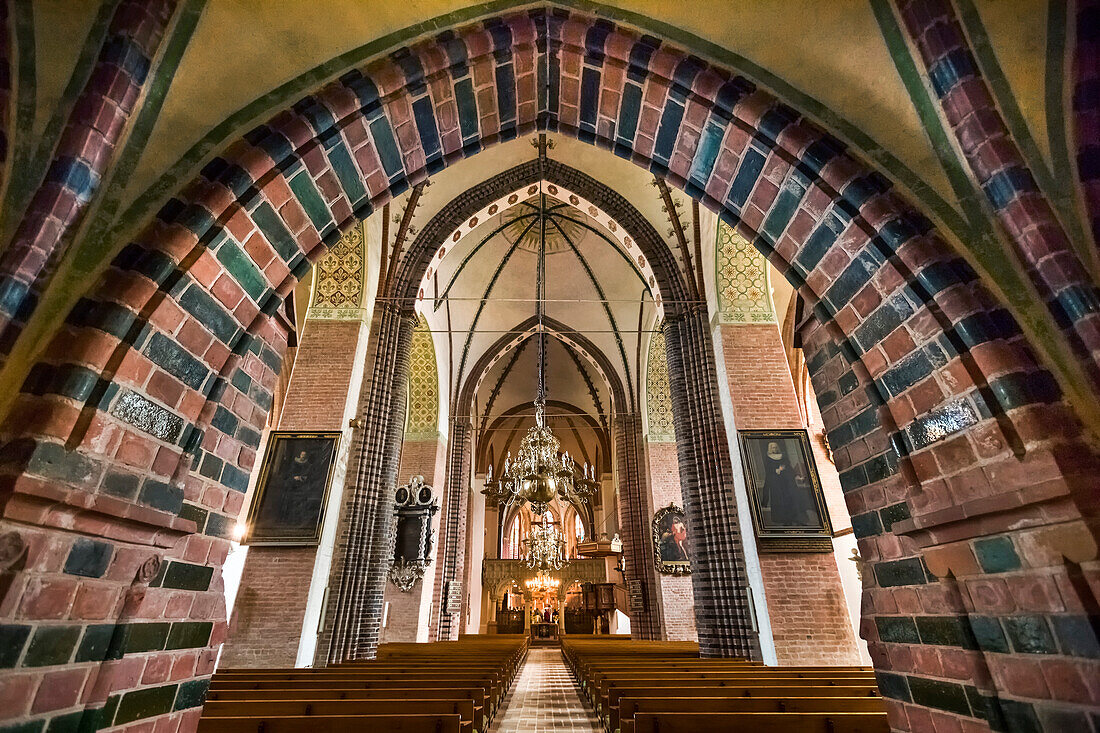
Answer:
top-left (482, 188), bottom-right (600, 516)
top-left (523, 518), bottom-right (566, 571)
top-left (525, 569), bottom-right (561, 594)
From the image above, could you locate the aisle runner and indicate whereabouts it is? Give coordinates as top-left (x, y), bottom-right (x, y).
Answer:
top-left (493, 648), bottom-right (602, 732)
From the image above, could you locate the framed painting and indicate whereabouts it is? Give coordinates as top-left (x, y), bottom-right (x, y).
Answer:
top-left (652, 503), bottom-right (691, 575)
top-left (243, 431), bottom-right (340, 545)
top-left (739, 429), bottom-right (832, 551)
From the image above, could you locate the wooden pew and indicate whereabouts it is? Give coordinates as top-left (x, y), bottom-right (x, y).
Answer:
top-left (631, 711), bottom-right (889, 732)
top-left (618, 696), bottom-right (886, 733)
top-left (200, 635), bottom-right (526, 733)
top-left (197, 714), bottom-right (462, 732)
top-left (559, 637), bottom-right (887, 733)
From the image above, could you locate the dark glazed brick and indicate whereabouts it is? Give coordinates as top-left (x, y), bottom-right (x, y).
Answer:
top-left (1003, 615), bottom-right (1057, 654)
top-left (113, 683), bottom-right (179, 726)
top-left (876, 616), bottom-right (920, 644)
top-left (174, 678), bottom-right (211, 711)
top-left (161, 561), bottom-right (213, 591)
top-left (179, 285), bottom-right (239, 344)
top-left (101, 470), bottom-right (141, 500)
top-left (850, 511), bottom-right (883, 538)
top-left (43, 712), bottom-right (81, 733)
top-left (165, 621), bottom-right (213, 650)
top-left (1050, 614), bottom-right (1100, 658)
top-left (221, 464), bottom-right (250, 493)
top-left (26, 441), bottom-right (99, 486)
top-left (873, 557), bottom-right (927, 587)
top-left (874, 671), bottom-right (911, 702)
top-left (969, 615), bottom-right (1009, 653)
top-left (121, 622), bottom-right (170, 654)
top-left (0, 625), bottom-right (31, 667)
top-left (64, 538), bottom-right (113, 578)
top-left (0, 722), bottom-right (44, 733)
top-left (997, 699), bottom-right (1041, 733)
top-left (974, 535), bottom-right (1021, 573)
top-left (916, 616), bottom-right (976, 649)
top-left (879, 502), bottom-right (911, 531)
top-left (75, 624), bottom-right (115, 662)
top-left (907, 676), bottom-right (972, 716)
top-left (23, 625), bottom-right (80, 666)
top-left (138, 479), bottom-right (183, 514)
top-left (145, 332), bottom-right (209, 390)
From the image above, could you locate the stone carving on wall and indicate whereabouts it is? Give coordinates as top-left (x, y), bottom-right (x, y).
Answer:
top-left (645, 327), bottom-right (676, 443)
top-left (308, 221), bottom-right (367, 320)
top-left (716, 221), bottom-right (776, 324)
top-left (389, 475), bottom-right (440, 592)
top-left (405, 315), bottom-right (440, 439)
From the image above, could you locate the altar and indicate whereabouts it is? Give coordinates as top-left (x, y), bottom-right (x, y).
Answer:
top-left (530, 622), bottom-right (559, 645)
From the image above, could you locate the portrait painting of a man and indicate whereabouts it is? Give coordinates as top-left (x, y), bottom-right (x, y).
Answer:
top-left (652, 504), bottom-right (691, 575)
top-left (740, 430), bottom-right (830, 539)
top-left (244, 432), bottom-right (340, 545)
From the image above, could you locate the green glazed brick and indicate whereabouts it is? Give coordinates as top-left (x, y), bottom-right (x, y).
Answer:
top-left (113, 684), bottom-right (179, 726)
top-left (915, 616), bottom-right (977, 649)
top-left (974, 535), bottom-right (1021, 573)
top-left (165, 621), bottom-right (213, 650)
top-left (0, 625), bottom-right (31, 667)
top-left (968, 615), bottom-right (1009, 653)
top-left (174, 678), bottom-right (211, 711)
top-left (876, 616), bottom-right (920, 644)
top-left (161, 561), bottom-right (213, 591)
top-left (121, 622), bottom-right (170, 654)
top-left (23, 626), bottom-right (81, 667)
top-left (1003, 615), bottom-right (1057, 654)
top-left (75, 624), bottom-right (116, 662)
top-left (907, 676), bottom-right (972, 716)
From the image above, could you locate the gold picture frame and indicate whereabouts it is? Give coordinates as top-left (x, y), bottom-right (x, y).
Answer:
top-left (243, 431), bottom-right (341, 546)
top-left (739, 429), bottom-right (833, 552)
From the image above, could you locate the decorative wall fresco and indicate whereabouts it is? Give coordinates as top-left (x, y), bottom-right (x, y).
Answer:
top-left (405, 315), bottom-right (439, 439)
top-left (716, 221), bottom-right (775, 324)
top-left (309, 221), bottom-right (366, 320)
top-left (646, 327), bottom-right (675, 443)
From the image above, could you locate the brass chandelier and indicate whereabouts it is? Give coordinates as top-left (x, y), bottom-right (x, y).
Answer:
top-left (525, 569), bottom-right (561, 594)
top-left (482, 190), bottom-right (599, 517)
top-left (522, 517), bottom-right (567, 571)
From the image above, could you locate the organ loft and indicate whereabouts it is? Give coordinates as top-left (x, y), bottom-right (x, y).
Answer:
top-left (0, 2), bottom-right (1097, 731)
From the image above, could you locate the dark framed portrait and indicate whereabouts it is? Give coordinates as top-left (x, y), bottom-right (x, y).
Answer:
top-left (243, 431), bottom-right (341, 545)
top-left (652, 503), bottom-right (691, 575)
top-left (739, 430), bottom-right (832, 546)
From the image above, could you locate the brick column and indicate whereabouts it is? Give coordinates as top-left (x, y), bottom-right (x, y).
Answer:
top-left (718, 322), bottom-right (861, 666)
top-left (220, 319), bottom-right (364, 667)
top-left (434, 420), bottom-right (471, 641)
top-left (664, 309), bottom-right (759, 658)
top-left (613, 412), bottom-right (662, 640)
top-left (317, 304), bottom-right (415, 663)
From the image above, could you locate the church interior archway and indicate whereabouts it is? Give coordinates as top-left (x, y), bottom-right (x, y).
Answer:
top-left (0, 4), bottom-right (1097, 732)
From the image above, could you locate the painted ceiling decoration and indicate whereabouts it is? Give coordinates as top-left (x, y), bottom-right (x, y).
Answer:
top-left (308, 220), bottom-right (367, 320)
top-left (715, 221), bottom-right (776, 325)
top-left (405, 314), bottom-right (440, 440)
top-left (645, 326), bottom-right (676, 444)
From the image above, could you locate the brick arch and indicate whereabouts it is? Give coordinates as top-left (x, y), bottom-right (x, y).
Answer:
top-left (0, 6), bottom-right (1097, 732)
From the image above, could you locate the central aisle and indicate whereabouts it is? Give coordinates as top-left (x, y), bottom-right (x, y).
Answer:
top-left (493, 647), bottom-right (602, 732)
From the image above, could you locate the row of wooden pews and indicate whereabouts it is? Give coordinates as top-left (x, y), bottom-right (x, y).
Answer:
top-left (198, 634), bottom-right (529, 732)
top-left (562, 636), bottom-right (888, 733)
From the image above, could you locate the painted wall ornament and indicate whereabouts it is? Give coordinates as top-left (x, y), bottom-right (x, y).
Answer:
top-left (389, 475), bottom-right (440, 592)
top-left (652, 503), bottom-right (691, 575)
top-left (243, 431), bottom-right (340, 545)
top-left (739, 429), bottom-right (833, 552)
